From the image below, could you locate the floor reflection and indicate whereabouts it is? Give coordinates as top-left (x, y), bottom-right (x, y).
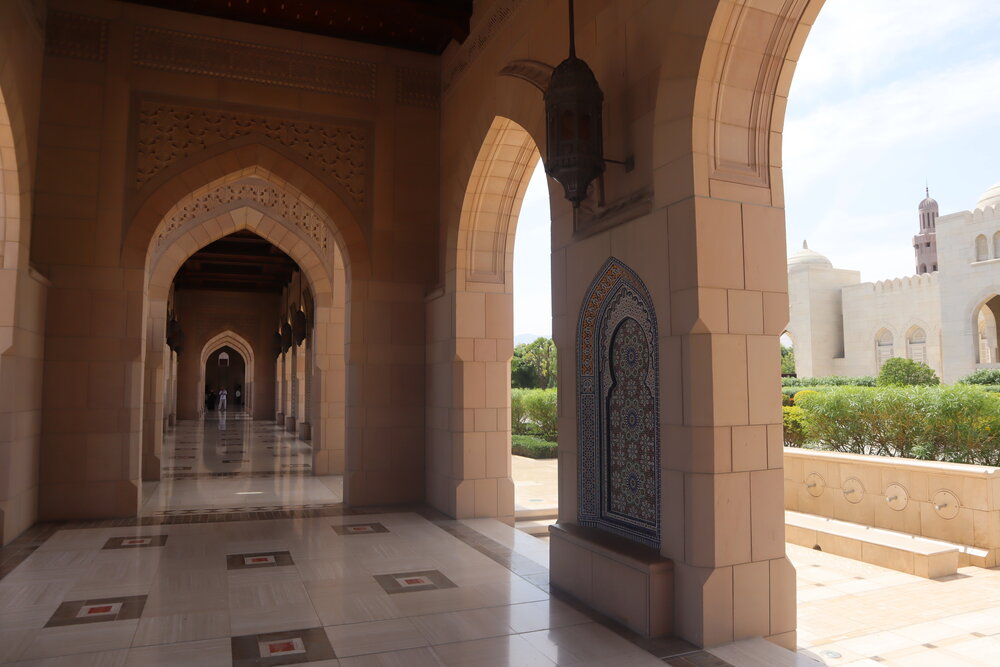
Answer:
top-left (141, 413), bottom-right (342, 515)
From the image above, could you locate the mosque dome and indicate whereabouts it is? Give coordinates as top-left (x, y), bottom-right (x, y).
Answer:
top-left (919, 190), bottom-right (938, 212)
top-left (975, 181), bottom-right (1000, 211)
top-left (788, 241), bottom-right (832, 269)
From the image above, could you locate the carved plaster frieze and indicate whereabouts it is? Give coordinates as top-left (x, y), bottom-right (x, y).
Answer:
top-left (395, 67), bottom-right (439, 109)
top-left (154, 178), bottom-right (330, 252)
top-left (133, 27), bottom-right (376, 99)
top-left (45, 11), bottom-right (107, 61)
top-left (135, 99), bottom-right (368, 210)
top-left (498, 59), bottom-right (553, 93)
top-left (443, 0), bottom-right (526, 92)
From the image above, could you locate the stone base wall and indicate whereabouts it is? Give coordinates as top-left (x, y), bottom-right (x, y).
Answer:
top-left (784, 448), bottom-right (1000, 567)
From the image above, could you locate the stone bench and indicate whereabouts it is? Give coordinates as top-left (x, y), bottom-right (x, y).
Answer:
top-left (549, 522), bottom-right (673, 638)
top-left (786, 511), bottom-right (960, 578)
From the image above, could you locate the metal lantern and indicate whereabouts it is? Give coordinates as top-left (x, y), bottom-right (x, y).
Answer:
top-left (280, 321), bottom-right (292, 352)
top-left (292, 308), bottom-right (308, 346)
top-left (544, 0), bottom-right (605, 208)
top-left (166, 318), bottom-right (184, 353)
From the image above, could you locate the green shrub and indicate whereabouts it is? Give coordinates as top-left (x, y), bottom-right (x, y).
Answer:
top-left (782, 406), bottom-right (809, 447)
top-left (876, 357), bottom-right (940, 386)
top-left (781, 385), bottom-right (839, 403)
top-left (959, 369), bottom-right (1000, 385)
top-left (792, 385), bottom-right (1000, 465)
top-left (511, 388), bottom-right (530, 435)
top-left (511, 388), bottom-right (558, 440)
top-left (781, 375), bottom-right (875, 387)
top-left (511, 434), bottom-right (558, 459)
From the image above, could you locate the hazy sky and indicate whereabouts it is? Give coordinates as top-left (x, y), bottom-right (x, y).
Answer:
top-left (513, 0), bottom-right (1000, 338)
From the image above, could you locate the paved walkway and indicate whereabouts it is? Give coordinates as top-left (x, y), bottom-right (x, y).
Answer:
top-left (513, 454), bottom-right (1000, 666)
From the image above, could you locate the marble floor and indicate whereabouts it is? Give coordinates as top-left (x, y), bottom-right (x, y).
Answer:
top-left (4, 417), bottom-right (755, 666)
top-left (142, 413), bottom-right (341, 515)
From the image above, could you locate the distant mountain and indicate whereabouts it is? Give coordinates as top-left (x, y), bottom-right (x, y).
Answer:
top-left (514, 333), bottom-right (549, 346)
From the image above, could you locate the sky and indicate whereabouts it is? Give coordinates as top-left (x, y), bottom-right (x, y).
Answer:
top-left (513, 0), bottom-right (1000, 339)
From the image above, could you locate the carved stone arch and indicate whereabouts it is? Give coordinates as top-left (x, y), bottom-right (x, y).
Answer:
top-left (667, 0), bottom-right (826, 205)
top-left (200, 331), bottom-right (255, 415)
top-left (905, 323), bottom-right (928, 364)
top-left (976, 234), bottom-right (989, 261)
top-left (577, 257), bottom-right (661, 548)
top-left (0, 82), bottom-right (19, 274)
top-left (123, 143), bottom-right (371, 280)
top-left (448, 115), bottom-right (542, 291)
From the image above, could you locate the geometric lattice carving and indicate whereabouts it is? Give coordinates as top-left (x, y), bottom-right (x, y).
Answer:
top-left (46, 11), bottom-right (108, 61)
top-left (155, 178), bottom-right (329, 252)
top-left (134, 27), bottom-right (376, 99)
top-left (577, 258), bottom-right (661, 548)
top-left (395, 68), bottom-right (439, 109)
top-left (443, 0), bottom-right (525, 92)
top-left (135, 100), bottom-right (368, 210)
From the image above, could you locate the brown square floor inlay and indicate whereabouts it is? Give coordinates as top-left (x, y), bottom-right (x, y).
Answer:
top-left (45, 595), bottom-right (147, 627)
top-left (226, 551), bottom-right (295, 570)
top-left (103, 535), bottom-right (168, 549)
top-left (332, 522), bottom-right (388, 535)
top-left (373, 569), bottom-right (457, 595)
top-left (231, 626), bottom-right (335, 666)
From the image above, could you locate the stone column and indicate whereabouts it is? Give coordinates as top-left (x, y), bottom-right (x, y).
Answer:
top-left (287, 341), bottom-right (298, 432)
top-left (275, 352), bottom-right (285, 425)
top-left (298, 335), bottom-right (311, 441)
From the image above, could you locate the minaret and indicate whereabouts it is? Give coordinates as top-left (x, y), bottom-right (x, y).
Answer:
top-left (914, 186), bottom-right (938, 274)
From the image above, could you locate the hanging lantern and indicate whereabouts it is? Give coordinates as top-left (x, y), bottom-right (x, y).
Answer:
top-left (166, 318), bottom-right (184, 353)
top-left (544, 0), bottom-right (605, 208)
top-left (280, 321), bottom-right (292, 352)
top-left (292, 308), bottom-right (308, 346)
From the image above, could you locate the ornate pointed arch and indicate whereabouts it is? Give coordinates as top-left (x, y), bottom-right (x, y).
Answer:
top-left (577, 257), bottom-right (661, 548)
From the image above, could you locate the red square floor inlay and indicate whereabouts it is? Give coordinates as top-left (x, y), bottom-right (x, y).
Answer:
top-left (75, 602), bottom-right (123, 618)
top-left (259, 637), bottom-right (306, 657)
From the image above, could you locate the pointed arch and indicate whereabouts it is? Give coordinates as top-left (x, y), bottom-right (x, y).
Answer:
top-left (875, 327), bottom-right (895, 369)
top-left (992, 231), bottom-right (1000, 259)
top-left (200, 331), bottom-right (255, 415)
top-left (975, 234), bottom-right (989, 261)
top-left (122, 143), bottom-right (371, 279)
top-left (447, 116), bottom-right (542, 291)
top-left (577, 257), bottom-right (661, 548)
top-left (0, 83), bottom-right (20, 273)
top-left (905, 325), bottom-right (927, 364)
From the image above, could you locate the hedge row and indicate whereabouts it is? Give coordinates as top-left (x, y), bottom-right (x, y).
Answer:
top-left (511, 388), bottom-right (558, 440)
top-left (785, 385), bottom-right (1000, 466)
top-left (781, 375), bottom-right (876, 387)
top-left (960, 368), bottom-right (1000, 385)
top-left (512, 434), bottom-right (558, 459)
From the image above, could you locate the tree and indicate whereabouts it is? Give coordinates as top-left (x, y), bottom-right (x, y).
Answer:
top-left (876, 357), bottom-right (940, 387)
top-left (511, 337), bottom-right (557, 389)
top-left (781, 344), bottom-right (796, 375)
top-left (511, 346), bottom-right (537, 389)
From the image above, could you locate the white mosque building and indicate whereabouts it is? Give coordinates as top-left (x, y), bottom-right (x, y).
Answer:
top-left (787, 181), bottom-right (1000, 383)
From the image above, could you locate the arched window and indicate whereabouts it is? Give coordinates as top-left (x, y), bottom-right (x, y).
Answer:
top-left (876, 329), bottom-right (894, 369)
top-left (918, 264), bottom-right (926, 274)
top-left (979, 319), bottom-right (992, 364)
top-left (907, 327), bottom-right (926, 364)
top-left (975, 234), bottom-right (989, 261)
top-left (218, 351), bottom-right (230, 367)
top-left (993, 231), bottom-right (1000, 259)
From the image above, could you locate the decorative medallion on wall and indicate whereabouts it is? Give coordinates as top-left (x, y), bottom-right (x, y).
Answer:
top-left (133, 27), bottom-right (377, 99)
top-left (135, 99), bottom-right (369, 211)
top-left (577, 257), bottom-right (661, 548)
